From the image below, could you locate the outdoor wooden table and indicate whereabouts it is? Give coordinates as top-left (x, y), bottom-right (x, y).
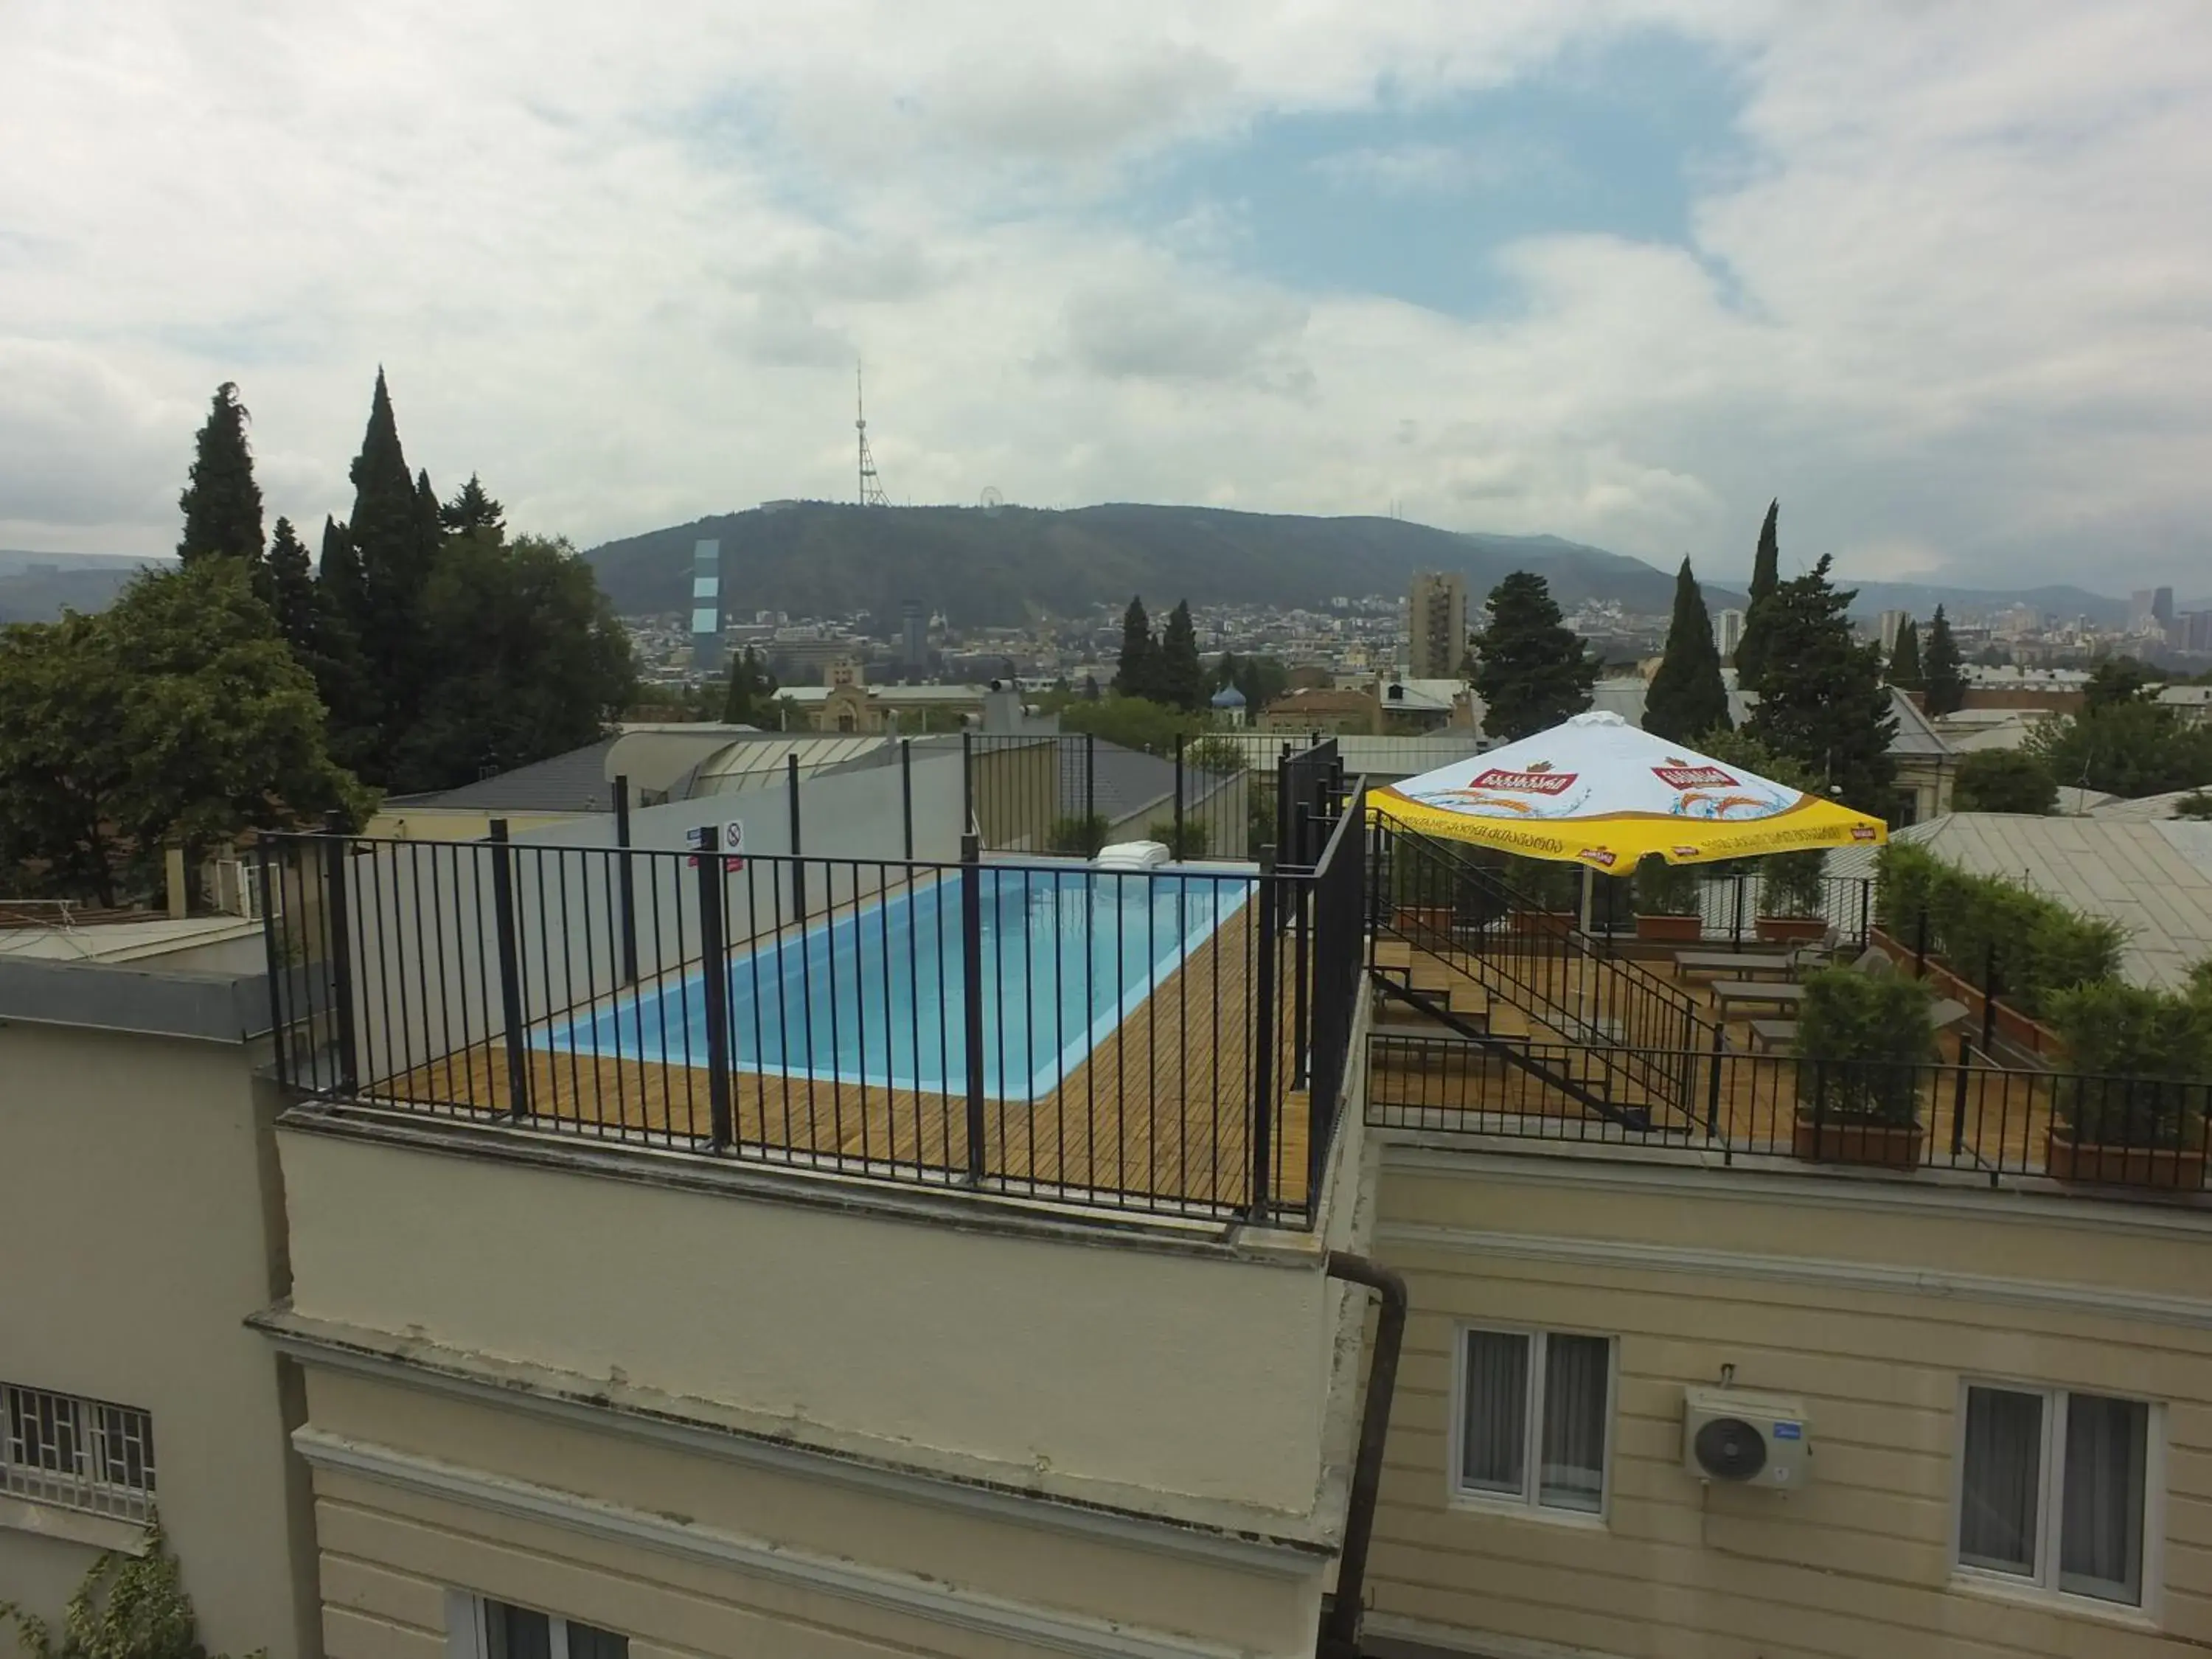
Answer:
top-left (1711, 979), bottom-right (1810, 1013)
top-left (1747, 1018), bottom-right (1798, 1052)
top-left (1673, 950), bottom-right (1797, 982)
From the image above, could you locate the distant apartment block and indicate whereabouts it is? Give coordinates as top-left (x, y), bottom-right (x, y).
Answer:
top-left (1717, 606), bottom-right (1745, 661)
top-left (690, 539), bottom-right (723, 673)
top-left (1407, 571), bottom-right (1467, 681)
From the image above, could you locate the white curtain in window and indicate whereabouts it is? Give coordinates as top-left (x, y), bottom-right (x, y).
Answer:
top-left (1960, 1386), bottom-right (2041, 1575)
top-left (1461, 1331), bottom-right (1528, 1497)
top-left (1539, 1335), bottom-right (1609, 1512)
top-left (2060, 1393), bottom-right (2147, 1604)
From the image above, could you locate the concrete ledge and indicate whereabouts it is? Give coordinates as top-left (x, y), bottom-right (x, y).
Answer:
top-left (0, 1492), bottom-right (150, 1557)
top-left (0, 956), bottom-right (271, 1044)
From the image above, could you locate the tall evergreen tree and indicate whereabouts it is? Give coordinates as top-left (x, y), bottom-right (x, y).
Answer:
top-left (1113, 597), bottom-right (1160, 700)
top-left (176, 381), bottom-right (265, 577)
top-left (265, 516), bottom-right (319, 661)
top-left (1888, 616), bottom-right (1923, 689)
top-left (1733, 498), bottom-right (1782, 686)
top-left (312, 514), bottom-right (378, 768)
top-left (1158, 600), bottom-right (1205, 712)
top-left (1644, 558), bottom-right (1732, 743)
top-left (1923, 605), bottom-right (1966, 716)
top-left (439, 473), bottom-right (507, 540)
top-left (1469, 571), bottom-right (1599, 742)
top-left (722, 648), bottom-right (778, 724)
top-left (1742, 555), bottom-right (1897, 813)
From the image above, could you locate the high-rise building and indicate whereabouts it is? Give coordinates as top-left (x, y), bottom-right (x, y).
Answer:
top-left (1879, 609), bottom-right (1909, 656)
top-left (2132, 588), bottom-right (2158, 630)
top-left (1408, 570), bottom-right (1467, 679)
top-left (901, 599), bottom-right (927, 670)
top-left (1718, 608), bottom-right (1746, 661)
top-left (2155, 586), bottom-right (2177, 627)
top-left (691, 539), bottom-right (723, 674)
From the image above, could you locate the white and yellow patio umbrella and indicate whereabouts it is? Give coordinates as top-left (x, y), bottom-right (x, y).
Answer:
top-left (1370, 711), bottom-right (1888, 874)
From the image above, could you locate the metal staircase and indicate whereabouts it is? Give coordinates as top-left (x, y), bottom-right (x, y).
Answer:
top-left (1366, 823), bottom-right (1714, 1129)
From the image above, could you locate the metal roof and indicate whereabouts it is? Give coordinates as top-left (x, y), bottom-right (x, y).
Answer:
top-left (1890, 813), bottom-right (2212, 990)
top-left (388, 737), bottom-right (622, 813)
top-left (686, 734), bottom-right (892, 795)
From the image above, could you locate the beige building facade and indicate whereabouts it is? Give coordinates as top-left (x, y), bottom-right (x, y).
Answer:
top-left (1360, 1144), bottom-right (2212, 1659)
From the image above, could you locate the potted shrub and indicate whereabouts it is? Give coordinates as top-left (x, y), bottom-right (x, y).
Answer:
top-left (1756, 849), bottom-right (1829, 944)
top-left (2041, 980), bottom-right (2212, 1188)
top-left (1504, 855), bottom-right (1580, 937)
top-left (1632, 856), bottom-right (1705, 945)
top-left (1791, 967), bottom-right (1934, 1169)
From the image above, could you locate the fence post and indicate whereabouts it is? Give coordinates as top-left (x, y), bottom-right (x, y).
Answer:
top-left (258, 835), bottom-right (291, 1089)
top-left (900, 738), bottom-right (914, 860)
top-left (1950, 1050), bottom-right (1971, 1158)
top-left (1857, 880), bottom-right (1871, 950)
top-left (787, 753), bottom-right (806, 922)
top-left (1250, 847), bottom-right (1279, 1221)
top-left (1085, 733), bottom-right (1097, 829)
top-left (1293, 806), bottom-right (1312, 1086)
top-left (1809, 1060), bottom-right (1828, 1159)
top-left (1730, 873), bottom-right (1745, 951)
top-left (1914, 905), bottom-right (1930, 978)
top-left (613, 773), bottom-right (639, 986)
top-left (318, 811), bottom-right (359, 1094)
top-left (1704, 1018), bottom-right (1725, 1141)
top-left (960, 831), bottom-right (987, 1183)
top-left (961, 729), bottom-right (974, 832)
top-left (1980, 942), bottom-right (2000, 1054)
top-left (1174, 733), bottom-right (1186, 857)
top-left (487, 819), bottom-right (532, 1120)
top-left (691, 826), bottom-right (734, 1150)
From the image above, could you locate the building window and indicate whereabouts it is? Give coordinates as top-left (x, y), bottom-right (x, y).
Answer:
top-left (1958, 1382), bottom-right (2153, 1606)
top-left (1, 1380), bottom-right (156, 1522)
top-left (1455, 1327), bottom-right (1612, 1515)
top-left (479, 1601), bottom-right (627, 1659)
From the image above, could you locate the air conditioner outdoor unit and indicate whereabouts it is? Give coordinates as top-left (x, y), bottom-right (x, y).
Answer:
top-left (1682, 1388), bottom-right (1812, 1489)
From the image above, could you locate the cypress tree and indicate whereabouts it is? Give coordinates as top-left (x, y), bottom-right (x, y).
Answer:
top-left (265, 516), bottom-right (320, 661)
top-left (176, 381), bottom-right (266, 577)
top-left (1644, 558), bottom-right (1732, 742)
top-left (333, 371), bottom-right (441, 779)
top-left (1733, 498), bottom-right (1781, 685)
top-left (1888, 616), bottom-right (1923, 689)
top-left (1158, 600), bottom-right (1205, 712)
top-left (313, 515), bottom-right (379, 768)
top-left (439, 473), bottom-right (506, 540)
top-left (1470, 571), bottom-right (1599, 742)
top-left (1923, 606), bottom-right (1966, 715)
top-left (1113, 597), bottom-right (1159, 700)
top-left (722, 649), bottom-right (778, 724)
top-left (1742, 555), bottom-right (1897, 813)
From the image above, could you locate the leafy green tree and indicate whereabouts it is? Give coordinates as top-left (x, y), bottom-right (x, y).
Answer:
top-left (1057, 695), bottom-right (1208, 756)
top-left (439, 472), bottom-right (507, 538)
top-left (1469, 571), bottom-right (1598, 741)
top-left (1888, 616), bottom-right (1922, 689)
top-left (1644, 558), bottom-right (1731, 743)
top-left (1952, 750), bottom-right (2058, 815)
top-left (721, 647), bottom-right (779, 724)
top-left (1732, 498), bottom-right (1781, 685)
top-left (175, 381), bottom-right (265, 577)
top-left (2028, 700), bottom-right (2212, 798)
top-left (1922, 605), bottom-right (1966, 715)
top-left (2083, 655), bottom-right (2155, 712)
top-left (384, 535), bottom-right (637, 793)
top-left (1742, 554), bottom-right (1898, 813)
top-left (264, 515), bottom-right (319, 661)
top-left (1158, 599), bottom-right (1205, 712)
top-left (0, 560), bottom-right (370, 906)
top-left (1113, 596), bottom-right (1159, 700)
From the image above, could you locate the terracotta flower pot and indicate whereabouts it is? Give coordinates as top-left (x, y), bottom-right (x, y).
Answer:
top-left (2043, 1127), bottom-right (2208, 1189)
top-left (1392, 905), bottom-right (1455, 939)
top-left (1792, 1113), bottom-right (1925, 1171)
top-left (1756, 916), bottom-right (1829, 945)
top-left (1512, 911), bottom-right (1577, 938)
top-left (1635, 914), bottom-right (1705, 944)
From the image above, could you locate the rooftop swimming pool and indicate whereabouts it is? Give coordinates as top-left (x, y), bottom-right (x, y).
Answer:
top-left (541, 864), bottom-right (1254, 1102)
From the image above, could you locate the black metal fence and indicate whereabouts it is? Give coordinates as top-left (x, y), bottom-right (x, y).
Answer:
top-left (959, 731), bottom-right (1254, 860)
top-left (1368, 1034), bottom-right (2212, 1197)
top-left (261, 759), bottom-right (1365, 1228)
top-left (1582, 868), bottom-right (1877, 950)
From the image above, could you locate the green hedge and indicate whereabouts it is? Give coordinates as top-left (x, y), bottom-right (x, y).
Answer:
top-left (1874, 844), bottom-right (2124, 1018)
top-left (2041, 978), bottom-right (2212, 1142)
top-left (1793, 967), bottom-right (1935, 1124)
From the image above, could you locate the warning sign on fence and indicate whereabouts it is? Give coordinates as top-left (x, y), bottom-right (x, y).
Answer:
top-left (686, 821), bottom-right (745, 872)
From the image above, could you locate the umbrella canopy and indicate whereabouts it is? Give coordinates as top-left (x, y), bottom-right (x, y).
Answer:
top-left (1371, 711), bottom-right (1887, 874)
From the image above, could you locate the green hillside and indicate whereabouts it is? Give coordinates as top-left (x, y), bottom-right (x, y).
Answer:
top-left (582, 501), bottom-right (1728, 625)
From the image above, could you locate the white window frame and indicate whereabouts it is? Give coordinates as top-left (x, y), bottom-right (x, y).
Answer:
top-left (0, 1379), bottom-right (156, 1523)
top-left (446, 1594), bottom-right (628, 1659)
top-left (1951, 1378), bottom-right (2164, 1618)
top-left (1447, 1322), bottom-right (1615, 1524)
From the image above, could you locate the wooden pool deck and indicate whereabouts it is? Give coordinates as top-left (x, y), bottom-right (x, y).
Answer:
top-left (368, 900), bottom-right (1315, 1222)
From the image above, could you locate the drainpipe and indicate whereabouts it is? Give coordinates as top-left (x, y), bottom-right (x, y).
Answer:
top-left (1320, 1251), bottom-right (1407, 1659)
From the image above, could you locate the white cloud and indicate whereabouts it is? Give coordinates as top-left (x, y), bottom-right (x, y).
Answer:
top-left (0, 1), bottom-right (2208, 596)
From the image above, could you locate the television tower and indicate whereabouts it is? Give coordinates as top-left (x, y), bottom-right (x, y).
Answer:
top-left (856, 361), bottom-right (888, 507)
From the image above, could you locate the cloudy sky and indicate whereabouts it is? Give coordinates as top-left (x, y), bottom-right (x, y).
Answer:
top-left (4, 1), bottom-right (2208, 593)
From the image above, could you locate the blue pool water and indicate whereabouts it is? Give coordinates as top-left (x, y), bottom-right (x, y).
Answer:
top-left (542, 866), bottom-right (1253, 1101)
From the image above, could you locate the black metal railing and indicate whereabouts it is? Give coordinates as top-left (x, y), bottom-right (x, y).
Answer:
top-left (1368, 1034), bottom-right (2212, 1198)
top-left (262, 777), bottom-right (1365, 1228)
top-left (959, 730), bottom-right (1256, 861)
top-left (1582, 868), bottom-right (1877, 950)
top-left (1367, 823), bottom-right (1711, 1113)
